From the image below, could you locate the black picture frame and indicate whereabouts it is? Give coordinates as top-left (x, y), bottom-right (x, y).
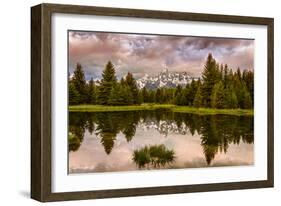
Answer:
top-left (31, 3), bottom-right (274, 202)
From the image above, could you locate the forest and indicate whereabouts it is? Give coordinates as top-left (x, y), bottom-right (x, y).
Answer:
top-left (69, 53), bottom-right (254, 109)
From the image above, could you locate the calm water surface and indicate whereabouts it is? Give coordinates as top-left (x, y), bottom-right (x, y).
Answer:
top-left (68, 110), bottom-right (254, 173)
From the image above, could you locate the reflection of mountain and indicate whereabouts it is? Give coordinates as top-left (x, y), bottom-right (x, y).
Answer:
top-left (136, 68), bottom-right (198, 89)
top-left (138, 119), bottom-right (188, 136)
top-left (68, 110), bottom-right (254, 166)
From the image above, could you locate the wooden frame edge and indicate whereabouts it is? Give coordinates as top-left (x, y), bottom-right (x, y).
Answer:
top-left (31, 4), bottom-right (43, 201)
top-left (31, 3), bottom-right (274, 202)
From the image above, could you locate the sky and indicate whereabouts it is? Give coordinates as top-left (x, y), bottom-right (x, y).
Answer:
top-left (68, 31), bottom-right (254, 80)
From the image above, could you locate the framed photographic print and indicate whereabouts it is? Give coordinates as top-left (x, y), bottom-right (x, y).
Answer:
top-left (31, 3), bottom-right (274, 202)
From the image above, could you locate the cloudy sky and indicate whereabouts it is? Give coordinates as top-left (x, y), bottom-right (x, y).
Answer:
top-left (68, 31), bottom-right (254, 80)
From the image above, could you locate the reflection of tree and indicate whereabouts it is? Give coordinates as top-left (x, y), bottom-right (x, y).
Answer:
top-left (95, 113), bottom-right (117, 154)
top-left (99, 132), bottom-right (116, 154)
top-left (132, 144), bottom-right (175, 169)
top-left (94, 112), bottom-right (140, 154)
top-left (198, 115), bottom-right (254, 165)
top-left (68, 132), bottom-right (82, 152)
top-left (86, 115), bottom-right (95, 135)
top-left (171, 113), bottom-right (253, 165)
top-left (68, 111), bottom-right (138, 154)
top-left (122, 126), bottom-right (136, 142)
top-left (121, 112), bottom-right (138, 142)
top-left (69, 110), bottom-right (254, 165)
top-left (68, 112), bottom-right (87, 152)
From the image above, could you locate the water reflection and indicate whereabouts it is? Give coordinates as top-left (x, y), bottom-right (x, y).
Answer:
top-left (68, 110), bottom-right (254, 172)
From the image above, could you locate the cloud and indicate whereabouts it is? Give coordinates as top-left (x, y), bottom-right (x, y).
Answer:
top-left (69, 31), bottom-right (254, 80)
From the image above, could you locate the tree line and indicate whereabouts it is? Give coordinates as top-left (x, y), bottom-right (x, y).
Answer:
top-left (69, 61), bottom-right (141, 106)
top-left (69, 53), bottom-right (253, 109)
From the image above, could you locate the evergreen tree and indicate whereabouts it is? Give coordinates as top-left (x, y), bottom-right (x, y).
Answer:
top-left (211, 81), bottom-right (225, 108)
top-left (193, 86), bottom-right (203, 108)
top-left (108, 83), bottom-right (133, 105)
top-left (72, 63), bottom-right (87, 103)
top-left (243, 91), bottom-right (252, 109)
top-left (175, 85), bottom-right (182, 96)
top-left (184, 83), bottom-right (191, 105)
top-left (219, 64), bottom-right (224, 81)
top-left (148, 90), bottom-right (156, 103)
top-left (223, 64), bottom-right (229, 87)
top-left (174, 85), bottom-right (183, 105)
top-left (241, 85), bottom-right (252, 109)
top-left (120, 77), bottom-right (126, 86)
top-left (243, 70), bottom-right (254, 106)
top-left (155, 88), bottom-right (163, 103)
top-left (188, 79), bottom-right (198, 106)
top-left (138, 90), bottom-right (143, 104)
top-left (68, 81), bottom-right (80, 105)
top-left (180, 89), bottom-right (188, 105)
top-left (161, 88), bottom-right (168, 103)
top-left (87, 78), bottom-right (96, 104)
top-left (141, 87), bottom-right (149, 103)
top-left (237, 67), bottom-right (242, 80)
top-left (228, 69), bottom-right (234, 81)
top-left (232, 75), bottom-right (245, 108)
top-left (125, 72), bottom-right (139, 104)
top-left (97, 61), bottom-right (117, 105)
top-left (201, 54), bottom-right (221, 107)
top-left (224, 86), bottom-right (238, 108)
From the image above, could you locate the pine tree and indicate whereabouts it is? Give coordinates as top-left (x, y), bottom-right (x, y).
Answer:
top-left (68, 81), bottom-right (80, 105)
top-left (224, 86), bottom-right (238, 108)
top-left (120, 77), bottom-right (126, 86)
top-left (141, 87), bottom-right (149, 103)
top-left (188, 79), bottom-right (198, 106)
top-left (241, 85), bottom-right (252, 109)
top-left (97, 61), bottom-right (117, 105)
top-left (161, 88), bottom-right (167, 103)
top-left (193, 86), bottom-right (203, 108)
top-left (87, 78), bottom-right (96, 104)
top-left (175, 85), bottom-right (182, 96)
top-left (243, 70), bottom-right (254, 106)
top-left (211, 81), bottom-right (225, 109)
top-left (148, 90), bottom-right (156, 103)
top-left (138, 90), bottom-right (143, 104)
top-left (72, 63), bottom-right (87, 103)
top-left (223, 64), bottom-right (229, 87)
top-left (201, 54), bottom-right (221, 107)
top-left (174, 85), bottom-right (183, 105)
top-left (237, 67), bottom-right (242, 80)
top-left (108, 83), bottom-right (133, 105)
top-left (155, 88), bottom-right (162, 103)
top-left (228, 69), bottom-right (234, 81)
top-left (219, 64), bottom-right (224, 81)
top-left (180, 89), bottom-right (188, 105)
top-left (125, 72), bottom-right (139, 104)
top-left (232, 75), bottom-right (244, 108)
top-left (243, 90), bottom-right (252, 109)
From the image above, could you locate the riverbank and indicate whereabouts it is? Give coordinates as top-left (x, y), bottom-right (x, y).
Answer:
top-left (69, 104), bottom-right (253, 116)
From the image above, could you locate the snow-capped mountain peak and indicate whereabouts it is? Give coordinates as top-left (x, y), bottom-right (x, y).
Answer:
top-left (136, 69), bottom-right (195, 89)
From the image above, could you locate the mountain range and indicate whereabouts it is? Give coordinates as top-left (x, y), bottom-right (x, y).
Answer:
top-left (136, 68), bottom-right (197, 89)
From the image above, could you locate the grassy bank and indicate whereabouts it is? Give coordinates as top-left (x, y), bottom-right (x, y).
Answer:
top-left (69, 104), bottom-right (253, 116)
top-left (172, 106), bottom-right (253, 116)
top-left (69, 104), bottom-right (174, 112)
